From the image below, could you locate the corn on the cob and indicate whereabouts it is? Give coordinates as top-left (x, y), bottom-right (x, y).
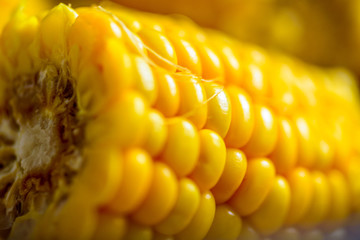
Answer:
top-left (0, 1), bottom-right (360, 240)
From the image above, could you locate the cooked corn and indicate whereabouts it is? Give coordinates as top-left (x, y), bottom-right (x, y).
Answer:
top-left (0, 1), bottom-right (359, 240)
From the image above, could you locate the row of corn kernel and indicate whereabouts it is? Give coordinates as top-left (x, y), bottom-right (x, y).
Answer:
top-left (94, 214), bottom-right (359, 240)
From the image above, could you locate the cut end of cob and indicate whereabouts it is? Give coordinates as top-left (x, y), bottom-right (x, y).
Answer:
top-left (0, 5), bottom-right (84, 231)
top-left (0, 1), bottom-right (359, 239)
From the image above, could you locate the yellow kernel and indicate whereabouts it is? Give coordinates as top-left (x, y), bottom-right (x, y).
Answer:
top-left (75, 64), bottom-right (103, 113)
top-left (39, 4), bottom-right (77, 63)
top-left (85, 91), bottom-right (147, 148)
top-left (204, 204), bottom-right (242, 240)
top-left (137, 28), bottom-right (177, 72)
top-left (101, 39), bottom-right (133, 98)
top-left (228, 158), bottom-right (275, 216)
top-left (1, 11), bottom-right (39, 65)
top-left (269, 117), bottom-right (297, 174)
top-left (327, 170), bottom-right (350, 221)
top-left (122, 222), bottom-right (153, 240)
top-left (142, 110), bottom-right (167, 157)
top-left (248, 176), bottom-right (291, 235)
top-left (300, 171), bottom-right (330, 227)
top-left (242, 105), bottom-right (278, 158)
top-left (294, 116), bottom-right (316, 168)
top-left (174, 191), bottom-right (216, 240)
top-left (292, 71), bottom-right (317, 109)
top-left (189, 129), bottom-right (226, 191)
top-left (211, 149), bottom-right (247, 204)
top-left (332, 122), bottom-right (352, 170)
top-left (153, 72), bottom-right (180, 117)
top-left (176, 76), bottom-right (208, 129)
top-left (200, 46), bottom-right (224, 81)
top-left (269, 63), bottom-right (298, 113)
top-left (155, 178), bottom-right (200, 235)
top-left (345, 158), bottom-right (360, 211)
top-left (237, 221), bottom-right (260, 240)
top-left (210, 34), bottom-right (243, 85)
top-left (224, 86), bottom-right (255, 148)
top-left (243, 64), bottom-right (268, 97)
top-left (98, 1), bottom-right (142, 32)
top-left (161, 117), bottom-right (200, 177)
top-left (75, 40), bottom-right (133, 114)
top-left (314, 137), bottom-right (334, 170)
top-left (220, 45), bottom-right (242, 85)
top-left (194, 39), bottom-right (224, 81)
top-left (124, 31), bottom-right (147, 56)
top-left (92, 215), bottom-right (126, 240)
top-left (52, 196), bottom-right (96, 240)
top-left (203, 83), bottom-right (232, 138)
top-left (107, 149), bottom-right (153, 214)
top-left (72, 147), bottom-right (122, 206)
top-left (168, 36), bottom-right (201, 75)
top-left (132, 56), bottom-right (157, 105)
top-left (68, 8), bottom-right (122, 67)
top-left (132, 162), bottom-right (178, 226)
top-left (285, 168), bottom-right (313, 225)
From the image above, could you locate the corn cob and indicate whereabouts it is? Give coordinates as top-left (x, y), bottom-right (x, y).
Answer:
top-left (0, 1), bottom-right (360, 240)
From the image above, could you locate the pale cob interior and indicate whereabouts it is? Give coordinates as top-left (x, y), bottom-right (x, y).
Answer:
top-left (0, 1), bottom-right (359, 239)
